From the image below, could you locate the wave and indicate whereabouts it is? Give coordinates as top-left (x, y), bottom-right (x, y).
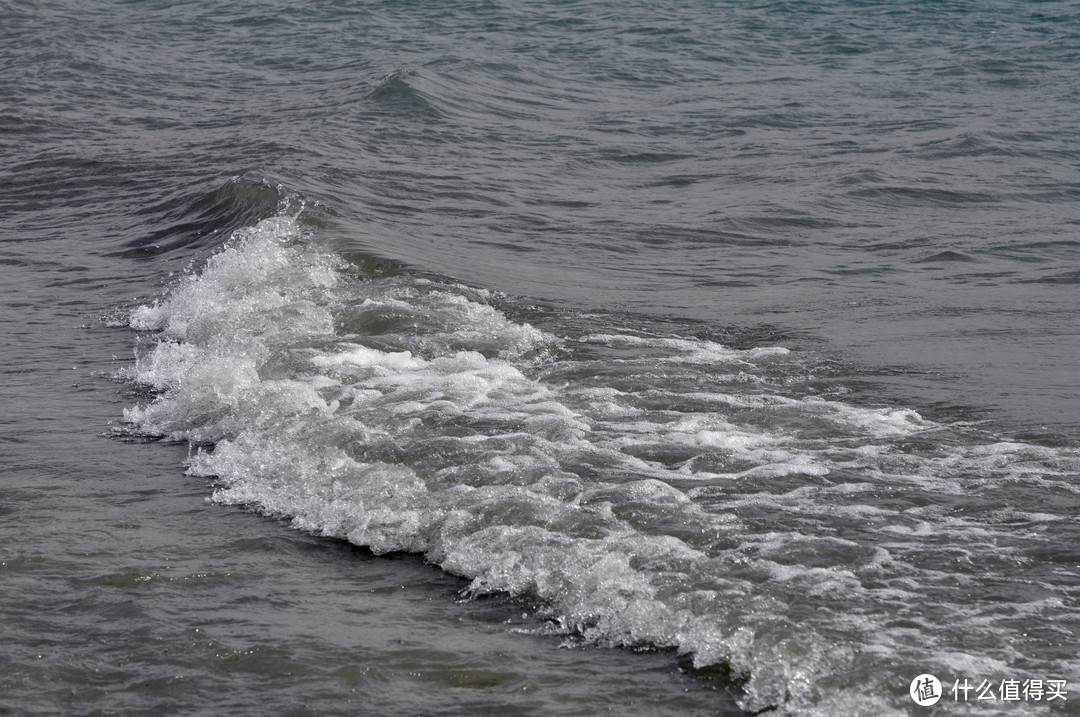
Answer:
top-left (112, 175), bottom-right (305, 260)
top-left (120, 215), bottom-right (1080, 716)
top-left (366, 70), bottom-right (444, 119)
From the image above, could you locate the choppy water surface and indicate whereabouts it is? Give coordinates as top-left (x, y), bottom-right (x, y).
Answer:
top-left (2, 1), bottom-right (1078, 715)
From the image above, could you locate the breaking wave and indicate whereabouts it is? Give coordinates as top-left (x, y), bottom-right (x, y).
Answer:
top-left (121, 215), bottom-right (1080, 715)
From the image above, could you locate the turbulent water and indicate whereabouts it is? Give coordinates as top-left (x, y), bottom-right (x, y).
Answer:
top-left (3, 1), bottom-right (1079, 716)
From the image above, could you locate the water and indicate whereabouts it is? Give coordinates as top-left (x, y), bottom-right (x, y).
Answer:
top-left (2, 1), bottom-right (1078, 715)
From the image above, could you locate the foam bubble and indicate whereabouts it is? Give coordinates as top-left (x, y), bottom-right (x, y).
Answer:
top-left (122, 216), bottom-right (1080, 716)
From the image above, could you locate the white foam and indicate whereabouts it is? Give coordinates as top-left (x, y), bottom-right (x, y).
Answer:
top-left (122, 216), bottom-right (1080, 716)
top-left (579, 332), bottom-right (791, 365)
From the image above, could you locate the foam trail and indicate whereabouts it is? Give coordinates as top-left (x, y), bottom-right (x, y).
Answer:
top-left (123, 217), bottom-right (1080, 716)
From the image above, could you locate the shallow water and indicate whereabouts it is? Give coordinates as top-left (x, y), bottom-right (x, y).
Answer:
top-left (2, 1), bottom-right (1078, 715)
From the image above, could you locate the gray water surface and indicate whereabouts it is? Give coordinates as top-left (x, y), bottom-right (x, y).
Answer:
top-left (2, 1), bottom-right (1078, 715)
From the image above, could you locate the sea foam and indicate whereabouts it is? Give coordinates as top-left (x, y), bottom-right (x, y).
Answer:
top-left (124, 217), bottom-right (1080, 716)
